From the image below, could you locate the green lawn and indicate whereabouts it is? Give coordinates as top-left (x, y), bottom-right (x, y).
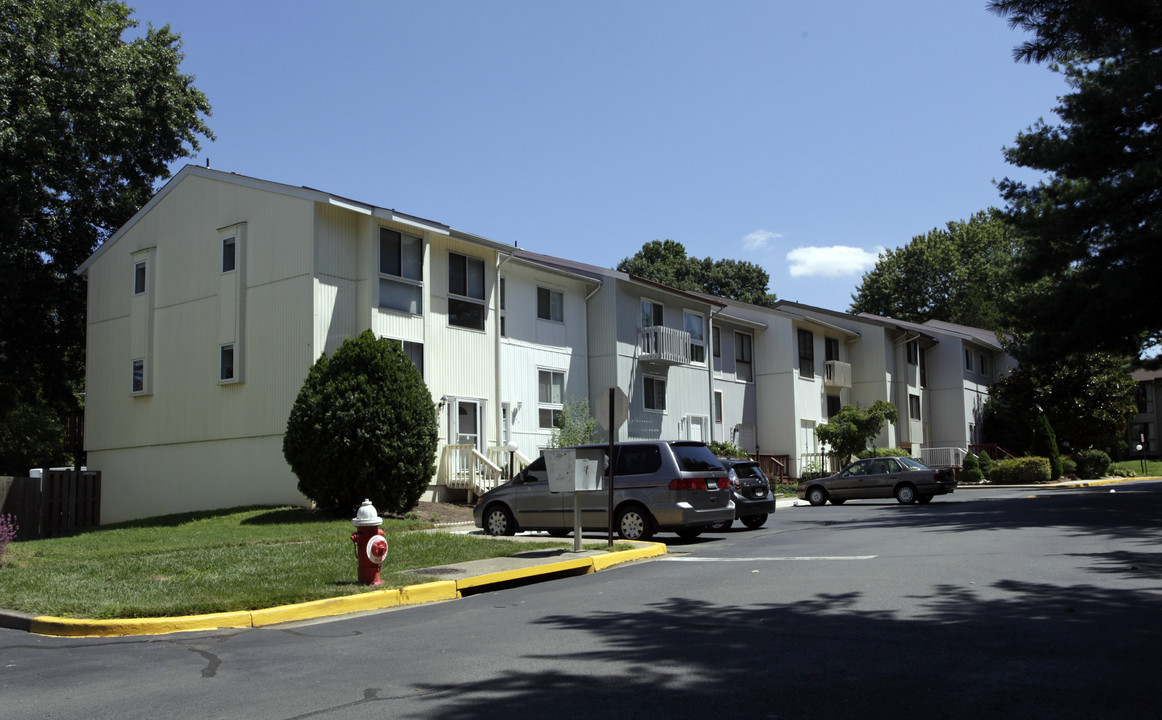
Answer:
top-left (1110, 458), bottom-right (1162, 478)
top-left (0, 506), bottom-right (571, 620)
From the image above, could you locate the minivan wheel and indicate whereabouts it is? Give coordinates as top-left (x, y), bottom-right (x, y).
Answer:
top-left (741, 513), bottom-right (768, 529)
top-left (807, 487), bottom-right (828, 506)
top-left (615, 505), bottom-right (655, 541)
top-left (483, 504), bottom-right (517, 536)
top-left (895, 484), bottom-right (917, 505)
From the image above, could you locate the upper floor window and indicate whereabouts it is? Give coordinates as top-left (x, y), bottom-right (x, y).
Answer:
top-left (979, 353), bottom-right (990, 377)
top-left (131, 358), bottom-right (145, 394)
top-left (538, 369), bottom-right (564, 428)
top-left (736, 332), bottom-right (754, 383)
top-left (684, 311), bottom-right (706, 363)
top-left (537, 287), bottom-right (564, 323)
top-left (222, 236), bottom-right (237, 273)
top-left (379, 228), bottom-right (423, 314)
top-left (712, 326), bottom-right (722, 358)
top-left (826, 337), bottom-right (840, 363)
top-left (641, 299), bottom-right (663, 328)
top-left (220, 344), bottom-right (236, 382)
top-left (133, 261), bottom-right (147, 295)
top-left (906, 340), bottom-right (918, 365)
top-left (499, 277), bottom-right (507, 337)
top-left (964, 348), bottom-right (975, 372)
top-left (448, 252), bottom-right (485, 330)
top-left (798, 328), bottom-right (814, 379)
top-left (909, 393), bottom-right (922, 421)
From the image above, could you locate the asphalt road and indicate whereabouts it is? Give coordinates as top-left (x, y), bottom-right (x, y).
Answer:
top-left (3, 481), bottom-right (1160, 719)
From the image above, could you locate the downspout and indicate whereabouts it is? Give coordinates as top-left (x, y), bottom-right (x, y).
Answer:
top-left (707, 306), bottom-right (726, 444)
top-left (494, 252), bottom-right (514, 451)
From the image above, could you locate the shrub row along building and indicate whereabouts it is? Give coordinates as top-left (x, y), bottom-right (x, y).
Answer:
top-left (76, 166), bottom-right (1015, 523)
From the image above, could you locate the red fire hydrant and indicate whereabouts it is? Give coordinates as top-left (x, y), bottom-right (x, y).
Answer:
top-left (351, 499), bottom-right (388, 586)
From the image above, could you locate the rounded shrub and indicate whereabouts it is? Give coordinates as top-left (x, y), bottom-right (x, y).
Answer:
top-left (990, 457), bottom-right (1052, 484)
top-left (977, 451), bottom-right (995, 480)
top-left (961, 452), bottom-right (984, 483)
top-left (1074, 449), bottom-right (1112, 480)
top-left (283, 330), bottom-right (438, 515)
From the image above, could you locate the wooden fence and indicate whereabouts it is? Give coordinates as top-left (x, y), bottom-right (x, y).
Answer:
top-left (0, 470), bottom-right (101, 541)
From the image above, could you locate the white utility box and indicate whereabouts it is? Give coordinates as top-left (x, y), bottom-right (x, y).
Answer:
top-left (544, 448), bottom-right (604, 493)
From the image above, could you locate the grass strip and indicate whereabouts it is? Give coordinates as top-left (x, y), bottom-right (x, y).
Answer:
top-left (0, 506), bottom-right (569, 619)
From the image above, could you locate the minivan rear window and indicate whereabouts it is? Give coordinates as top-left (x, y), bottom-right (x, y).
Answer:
top-left (671, 443), bottom-right (723, 472)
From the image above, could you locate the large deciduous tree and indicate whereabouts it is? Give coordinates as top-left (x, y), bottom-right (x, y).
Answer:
top-left (0, 0), bottom-right (212, 471)
top-left (989, 0), bottom-right (1162, 363)
top-left (849, 210), bottom-right (1021, 330)
top-left (618, 240), bottom-right (777, 307)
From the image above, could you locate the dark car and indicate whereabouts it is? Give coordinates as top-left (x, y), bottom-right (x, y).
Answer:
top-left (796, 456), bottom-right (957, 506)
top-left (708, 457), bottom-right (777, 530)
top-left (473, 441), bottom-right (735, 540)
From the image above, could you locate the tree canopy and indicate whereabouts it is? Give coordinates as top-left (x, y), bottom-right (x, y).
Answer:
top-left (989, 0), bottom-right (1162, 363)
top-left (617, 240), bottom-right (777, 307)
top-left (0, 0), bottom-right (211, 472)
top-left (848, 210), bottom-right (1020, 330)
top-left (815, 400), bottom-right (899, 465)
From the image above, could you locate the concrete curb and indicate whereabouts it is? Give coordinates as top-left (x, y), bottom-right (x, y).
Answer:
top-left (13, 541), bottom-right (668, 639)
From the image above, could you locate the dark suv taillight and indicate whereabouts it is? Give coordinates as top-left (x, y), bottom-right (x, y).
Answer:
top-left (668, 477), bottom-right (729, 491)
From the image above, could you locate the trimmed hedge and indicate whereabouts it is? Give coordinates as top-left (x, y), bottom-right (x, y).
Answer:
top-left (990, 457), bottom-right (1052, 484)
top-left (1075, 449), bottom-right (1112, 480)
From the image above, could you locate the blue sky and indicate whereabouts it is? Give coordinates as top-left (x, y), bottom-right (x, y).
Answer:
top-left (127, 0), bottom-right (1065, 314)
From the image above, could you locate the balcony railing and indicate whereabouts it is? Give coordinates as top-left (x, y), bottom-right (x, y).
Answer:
top-left (638, 326), bottom-right (690, 365)
top-left (824, 360), bottom-right (852, 388)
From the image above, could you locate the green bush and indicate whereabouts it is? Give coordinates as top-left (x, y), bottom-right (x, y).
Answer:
top-left (799, 461), bottom-right (829, 481)
top-left (990, 457), bottom-right (1052, 484)
top-left (856, 447), bottom-right (911, 459)
top-left (283, 330), bottom-right (438, 515)
top-left (1075, 449), bottom-right (1112, 480)
top-left (961, 452), bottom-right (984, 483)
top-left (977, 452), bottom-right (995, 479)
top-left (707, 440), bottom-right (748, 458)
top-left (1032, 415), bottom-right (1062, 481)
top-left (1061, 456), bottom-right (1077, 477)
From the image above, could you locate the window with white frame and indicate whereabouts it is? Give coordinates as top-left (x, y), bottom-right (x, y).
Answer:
top-left (133, 261), bottom-right (146, 295)
top-left (684, 311), bottom-right (706, 363)
top-left (736, 332), bottom-right (754, 382)
top-left (448, 252), bottom-right (486, 330)
top-left (222, 236), bottom-right (236, 273)
top-left (713, 391), bottom-right (723, 423)
top-left (798, 329), bottom-right (814, 378)
top-left (641, 299), bottom-right (663, 328)
top-left (909, 393), bottom-right (922, 421)
top-left (379, 228), bottom-right (423, 314)
top-left (964, 348), bottom-right (974, 372)
top-left (644, 375), bottom-right (667, 412)
top-left (131, 358), bottom-right (145, 394)
top-left (388, 339), bottom-right (424, 376)
top-left (979, 352), bottom-right (990, 377)
top-left (219, 344), bottom-right (235, 382)
top-left (538, 369), bottom-right (564, 428)
top-left (537, 287), bottom-right (564, 323)
top-left (499, 277), bottom-right (507, 337)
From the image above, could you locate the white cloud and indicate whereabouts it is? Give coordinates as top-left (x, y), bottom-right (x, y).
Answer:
top-left (785, 245), bottom-right (885, 278)
top-left (742, 229), bottom-right (783, 251)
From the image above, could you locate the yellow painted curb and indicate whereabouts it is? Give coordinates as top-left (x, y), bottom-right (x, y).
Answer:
top-left (26, 544), bottom-right (668, 637)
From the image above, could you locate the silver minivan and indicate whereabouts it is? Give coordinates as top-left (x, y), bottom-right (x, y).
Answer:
top-left (473, 441), bottom-right (735, 540)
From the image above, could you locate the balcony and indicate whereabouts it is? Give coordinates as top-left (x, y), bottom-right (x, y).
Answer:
top-left (824, 360), bottom-right (852, 389)
top-left (638, 326), bottom-right (690, 365)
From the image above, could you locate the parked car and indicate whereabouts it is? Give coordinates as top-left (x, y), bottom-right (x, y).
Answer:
top-left (473, 441), bottom-right (734, 540)
top-left (707, 457), bottom-right (777, 530)
top-left (796, 456), bottom-right (957, 506)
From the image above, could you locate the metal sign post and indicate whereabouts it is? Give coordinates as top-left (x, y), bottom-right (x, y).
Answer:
top-left (596, 387), bottom-right (629, 547)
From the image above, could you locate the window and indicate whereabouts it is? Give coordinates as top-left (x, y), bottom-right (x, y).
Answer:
top-left (222, 236), bottom-right (236, 273)
top-left (391, 339), bottom-right (424, 375)
top-left (538, 370), bottom-right (564, 428)
top-left (736, 332), bottom-right (753, 382)
top-left (220, 344), bottom-right (235, 382)
top-left (641, 299), bottom-right (663, 328)
top-left (826, 337), bottom-right (840, 363)
top-left (907, 340), bottom-right (918, 365)
top-left (919, 347), bottom-right (927, 387)
top-left (499, 277), bottom-right (507, 337)
top-left (379, 228), bottom-right (423, 314)
top-left (644, 375), bottom-right (666, 411)
top-left (1136, 384), bottom-right (1154, 414)
top-left (133, 261), bottom-right (146, 295)
top-left (979, 353), bottom-right (990, 377)
top-left (448, 252), bottom-right (486, 330)
top-left (964, 348), bottom-right (974, 372)
top-left (537, 287), bottom-right (564, 322)
top-left (798, 329), bottom-right (814, 378)
top-left (827, 395), bottom-right (842, 418)
top-left (713, 391), bottom-right (723, 423)
top-left (712, 326), bottom-right (721, 358)
top-left (684, 311), bottom-right (706, 363)
top-left (131, 358), bottom-right (145, 394)
top-left (909, 393), bottom-right (921, 421)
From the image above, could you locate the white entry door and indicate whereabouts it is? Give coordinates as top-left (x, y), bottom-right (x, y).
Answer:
top-left (685, 414), bottom-right (709, 442)
top-left (449, 398), bottom-right (486, 453)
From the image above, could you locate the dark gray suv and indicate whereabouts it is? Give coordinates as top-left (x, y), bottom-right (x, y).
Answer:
top-left (473, 441), bottom-right (735, 540)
